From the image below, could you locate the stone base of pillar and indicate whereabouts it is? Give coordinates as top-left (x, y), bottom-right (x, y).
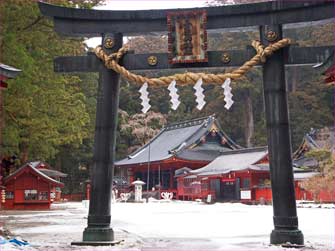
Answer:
top-left (80, 226), bottom-right (114, 242)
top-left (270, 229), bottom-right (304, 245)
top-left (71, 240), bottom-right (121, 246)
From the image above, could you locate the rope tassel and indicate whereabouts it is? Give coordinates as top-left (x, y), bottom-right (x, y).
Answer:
top-left (139, 82), bottom-right (151, 113)
top-left (167, 80), bottom-right (181, 110)
top-left (193, 78), bottom-right (206, 110)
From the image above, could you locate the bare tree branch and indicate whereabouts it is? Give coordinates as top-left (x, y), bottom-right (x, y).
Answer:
top-left (18, 16), bottom-right (44, 32)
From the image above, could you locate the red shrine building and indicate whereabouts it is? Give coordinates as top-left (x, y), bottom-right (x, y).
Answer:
top-left (0, 63), bottom-right (21, 89)
top-left (314, 52), bottom-right (334, 85)
top-left (115, 116), bottom-right (240, 196)
top-left (175, 127), bottom-right (334, 203)
top-left (175, 147), bottom-right (325, 203)
top-left (116, 116), bottom-right (333, 203)
top-left (176, 147), bottom-right (270, 202)
top-left (1, 161), bottom-right (66, 210)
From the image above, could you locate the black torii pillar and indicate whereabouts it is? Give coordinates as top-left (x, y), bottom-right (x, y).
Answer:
top-left (260, 25), bottom-right (303, 245)
top-left (78, 33), bottom-right (122, 244)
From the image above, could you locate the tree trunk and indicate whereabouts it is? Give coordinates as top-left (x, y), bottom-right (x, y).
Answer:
top-left (20, 143), bottom-right (29, 163)
top-left (55, 155), bottom-right (62, 171)
top-left (244, 92), bottom-right (254, 147)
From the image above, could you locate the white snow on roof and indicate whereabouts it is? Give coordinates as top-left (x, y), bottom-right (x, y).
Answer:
top-left (192, 148), bottom-right (268, 176)
top-left (294, 171), bottom-right (320, 180)
top-left (0, 63), bottom-right (21, 72)
top-left (4, 162), bottom-right (63, 186)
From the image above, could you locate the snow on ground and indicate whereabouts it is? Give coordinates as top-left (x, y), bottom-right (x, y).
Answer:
top-left (0, 201), bottom-right (334, 251)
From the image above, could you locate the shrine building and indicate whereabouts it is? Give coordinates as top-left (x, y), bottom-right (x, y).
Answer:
top-left (0, 63), bottom-right (21, 89)
top-left (116, 116), bottom-right (334, 202)
top-left (314, 52), bottom-right (334, 85)
top-left (176, 147), bottom-right (270, 202)
top-left (175, 147), bottom-right (319, 203)
top-left (2, 161), bottom-right (66, 210)
top-left (175, 127), bottom-right (334, 203)
top-left (293, 127), bottom-right (334, 168)
top-left (115, 115), bottom-right (240, 196)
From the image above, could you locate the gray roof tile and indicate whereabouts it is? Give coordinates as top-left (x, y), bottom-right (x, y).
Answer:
top-left (116, 116), bottom-right (238, 166)
top-left (191, 147), bottom-right (268, 176)
top-left (0, 63), bottom-right (21, 79)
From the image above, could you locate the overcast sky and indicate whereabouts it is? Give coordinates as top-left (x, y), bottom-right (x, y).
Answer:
top-left (85, 0), bottom-right (208, 47)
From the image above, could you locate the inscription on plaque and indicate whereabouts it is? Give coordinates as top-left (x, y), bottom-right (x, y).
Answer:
top-left (167, 10), bottom-right (208, 64)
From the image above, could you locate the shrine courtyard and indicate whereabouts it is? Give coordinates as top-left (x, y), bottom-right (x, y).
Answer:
top-left (1, 201), bottom-right (334, 251)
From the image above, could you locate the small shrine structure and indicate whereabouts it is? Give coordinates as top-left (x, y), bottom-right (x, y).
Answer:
top-left (2, 161), bottom-right (66, 210)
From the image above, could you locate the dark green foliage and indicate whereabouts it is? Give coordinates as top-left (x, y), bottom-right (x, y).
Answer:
top-left (1, 0), bottom-right (94, 163)
top-left (1, 1), bottom-right (102, 191)
top-left (288, 67), bottom-right (333, 150)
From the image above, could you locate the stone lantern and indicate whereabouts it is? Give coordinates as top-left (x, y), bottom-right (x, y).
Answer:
top-left (131, 179), bottom-right (145, 202)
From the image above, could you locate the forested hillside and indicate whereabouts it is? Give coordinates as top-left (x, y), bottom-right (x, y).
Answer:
top-left (0, 0), bottom-right (333, 193)
top-left (120, 22), bottom-right (333, 150)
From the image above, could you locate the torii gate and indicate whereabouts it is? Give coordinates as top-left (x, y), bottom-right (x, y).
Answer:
top-left (38, 0), bottom-right (333, 246)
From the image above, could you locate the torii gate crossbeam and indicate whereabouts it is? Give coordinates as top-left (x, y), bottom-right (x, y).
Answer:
top-left (38, 0), bottom-right (334, 246)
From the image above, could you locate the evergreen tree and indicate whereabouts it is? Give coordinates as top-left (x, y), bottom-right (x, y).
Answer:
top-left (1, 1), bottom-right (103, 163)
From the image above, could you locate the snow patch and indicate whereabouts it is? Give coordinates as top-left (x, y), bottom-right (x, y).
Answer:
top-left (0, 201), bottom-right (334, 250)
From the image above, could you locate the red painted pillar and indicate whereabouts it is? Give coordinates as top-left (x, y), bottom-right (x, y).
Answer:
top-left (86, 183), bottom-right (91, 200)
top-left (0, 189), bottom-right (5, 209)
top-left (48, 183), bottom-right (51, 208)
top-left (128, 168), bottom-right (134, 184)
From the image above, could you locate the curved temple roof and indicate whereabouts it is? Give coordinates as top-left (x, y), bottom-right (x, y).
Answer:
top-left (0, 63), bottom-right (21, 79)
top-left (116, 116), bottom-right (239, 166)
top-left (191, 147), bottom-right (268, 176)
top-left (38, 168), bottom-right (67, 178)
top-left (3, 162), bottom-right (65, 187)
